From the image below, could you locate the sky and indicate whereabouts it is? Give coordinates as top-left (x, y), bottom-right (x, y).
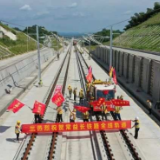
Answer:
top-left (0, 0), bottom-right (158, 33)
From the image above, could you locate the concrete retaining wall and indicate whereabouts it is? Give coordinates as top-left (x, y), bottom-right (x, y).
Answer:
top-left (94, 46), bottom-right (160, 101)
top-left (0, 49), bottom-right (54, 98)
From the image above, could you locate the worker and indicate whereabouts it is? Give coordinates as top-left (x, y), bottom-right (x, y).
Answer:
top-left (83, 111), bottom-right (89, 122)
top-left (86, 82), bottom-right (91, 101)
top-left (115, 106), bottom-right (122, 120)
top-left (68, 85), bottom-right (72, 98)
top-left (155, 101), bottom-right (160, 109)
top-left (147, 100), bottom-right (152, 115)
top-left (101, 103), bottom-right (108, 120)
top-left (132, 117), bottom-right (140, 139)
top-left (79, 89), bottom-right (84, 104)
top-left (38, 115), bottom-right (43, 123)
top-left (57, 107), bottom-right (63, 122)
top-left (15, 121), bottom-right (21, 142)
top-left (34, 113), bottom-right (40, 123)
top-left (57, 52), bottom-right (60, 60)
top-left (120, 95), bottom-right (123, 100)
top-left (70, 109), bottom-right (76, 122)
top-left (117, 96), bottom-right (120, 99)
top-left (38, 79), bottom-right (43, 87)
top-left (73, 88), bottom-right (77, 101)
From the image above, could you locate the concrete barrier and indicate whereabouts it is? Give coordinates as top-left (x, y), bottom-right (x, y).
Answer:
top-left (0, 49), bottom-right (54, 98)
top-left (92, 46), bottom-right (160, 102)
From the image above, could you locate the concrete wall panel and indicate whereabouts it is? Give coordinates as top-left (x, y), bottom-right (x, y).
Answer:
top-left (123, 53), bottom-right (129, 79)
top-left (116, 51), bottom-right (119, 72)
top-left (113, 50), bottom-right (116, 68)
top-left (152, 61), bottom-right (160, 101)
top-left (141, 58), bottom-right (151, 93)
top-left (119, 52), bottom-right (124, 75)
top-left (134, 56), bottom-right (142, 87)
top-left (128, 54), bottom-right (135, 83)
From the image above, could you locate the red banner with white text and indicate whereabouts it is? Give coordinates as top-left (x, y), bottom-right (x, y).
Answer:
top-left (21, 121), bottom-right (131, 133)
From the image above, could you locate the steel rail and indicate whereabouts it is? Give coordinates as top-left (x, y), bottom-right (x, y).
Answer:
top-left (20, 45), bottom-right (72, 160)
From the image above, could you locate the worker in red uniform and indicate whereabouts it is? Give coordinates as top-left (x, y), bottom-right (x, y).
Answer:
top-left (132, 117), bottom-right (140, 139)
top-left (15, 121), bottom-right (21, 142)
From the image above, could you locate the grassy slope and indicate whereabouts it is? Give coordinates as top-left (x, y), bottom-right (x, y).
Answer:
top-left (51, 38), bottom-right (62, 51)
top-left (0, 24), bottom-right (39, 58)
top-left (113, 12), bottom-right (160, 52)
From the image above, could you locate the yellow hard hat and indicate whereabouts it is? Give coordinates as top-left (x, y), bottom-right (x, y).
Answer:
top-left (81, 89), bottom-right (83, 91)
top-left (17, 121), bottom-right (21, 124)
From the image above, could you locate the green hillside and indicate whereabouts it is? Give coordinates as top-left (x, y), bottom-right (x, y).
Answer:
top-left (113, 12), bottom-right (160, 52)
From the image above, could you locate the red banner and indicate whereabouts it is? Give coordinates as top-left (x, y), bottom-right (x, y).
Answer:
top-left (21, 120), bottom-right (131, 133)
top-left (32, 101), bottom-right (46, 115)
top-left (111, 100), bottom-right (130, 106)
top-left (52, 92), bottom-right (65, 107)
top-left (7, 99), bottom-right (25, 113)
top-left (74, 106), bottom-right (90, 113)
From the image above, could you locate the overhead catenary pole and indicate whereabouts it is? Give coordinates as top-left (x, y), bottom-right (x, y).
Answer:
top-left (36, 25), bottom-right (41, 84)
top-left (110, 26), bottom-right (113, 69)
top-left (27, 26), bottom-right (28, 52)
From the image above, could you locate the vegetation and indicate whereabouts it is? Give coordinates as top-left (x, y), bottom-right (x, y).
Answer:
top-left (125, 2), bottom-right (160, 30)
top-left (0, 23), bottom-right (39, 56)
top-left (113, 11), bottom-right (160, 52)
top-left (51, 37), bottom-right (62, 51)
top-left (23, 25), bottom-right (57, 43)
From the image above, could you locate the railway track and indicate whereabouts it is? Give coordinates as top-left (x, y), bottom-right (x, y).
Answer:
top-left (76, 47), bottom-right (143, 160)
top-left (14, 44), bottom-right (72, 160)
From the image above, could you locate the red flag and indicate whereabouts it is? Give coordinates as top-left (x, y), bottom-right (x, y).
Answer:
top-left (97, 98), bottom-right (105, 106)
top-left (93, 106), bottom-right (102, 111)
top-left (107, 105), bottom-right (115, 111)
top-left (88, 66), bottom-right (92, 74)
top-left (32, 101), bottom-right (46, 115)
top-left (74, 106), bottom-right (90, 113)
top-left (113, 68), bottom-right (117, 85)
top-left (111, 99), bottom-right (130, 106)
top-left (52, 92), bottom-right (65, 107)
top-left (90, 101), bottom-right (98, 107)
top-left (7, 99), bottom-right (25, 113)
top-left (86, 72), bottom-right (92, 83)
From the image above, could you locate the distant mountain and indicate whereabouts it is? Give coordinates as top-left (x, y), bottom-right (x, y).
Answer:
top-left (58, 32), bottom-right (85, 38)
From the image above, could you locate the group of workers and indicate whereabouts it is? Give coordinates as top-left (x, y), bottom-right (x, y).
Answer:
top-left (68, 86), bottom-right (84, 103)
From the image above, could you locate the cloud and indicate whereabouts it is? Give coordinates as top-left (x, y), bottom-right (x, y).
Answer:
top-left (33, 11), bottom-right (50, 19)
top-left (20, 4), bottom-right (31, 11)
top-left (68, 2), bottom-right (77, 8)
top-left (72, 12), bottom-right (85, 17)
top-left (123, 10), bottom-right (132, 15)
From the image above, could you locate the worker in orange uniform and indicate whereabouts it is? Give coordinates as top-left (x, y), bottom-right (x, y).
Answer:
top-left (132, 117), bottom-right (140, 139)
top-left (68, 85), bottom-right (72, 98)
top-left (115, 106), bottom-right (122, 120)
top-left (57, 107), bottom-right (63, 122)
top-left (101, 103), bottom-right (108, 120)
top-left (73, 88), bottom-right (77, 101)
top-left (83, 111), bottom-right (89, 122)
top-left (79, 89), bottom-right (84, 104)
top-left (15, 121), bottom-right (21, 142)
top-left (70, 109), bottom-right (76, 122)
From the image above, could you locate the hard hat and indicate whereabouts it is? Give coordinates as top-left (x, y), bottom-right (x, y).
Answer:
top-left (73, 109), bottom-right (76, 112)
top-left (81, 89), bottom-right (83, 91)
top-left (135, 117), bottom-right (139, 120)
top-left (17, 121), bottom-right (21, 124)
